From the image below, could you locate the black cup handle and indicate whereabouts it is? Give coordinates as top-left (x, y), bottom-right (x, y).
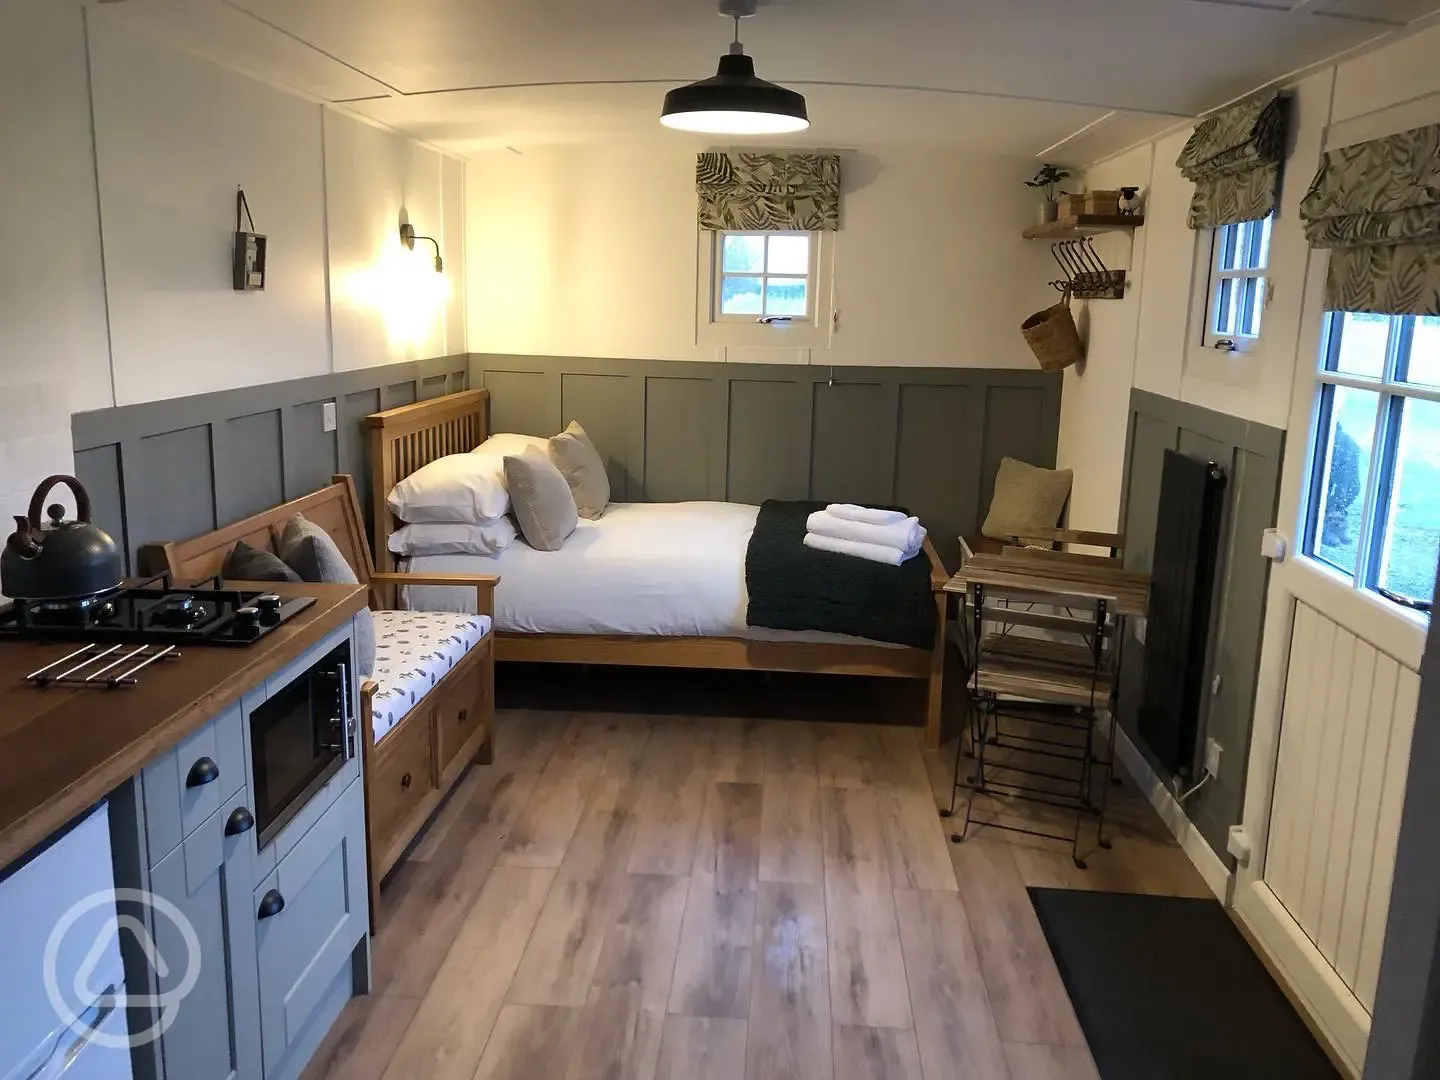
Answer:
top-left (225, 806), bottom-right (255, 836)
top-left (186, 757), bottom-right (220, 789)
top-left (257, 889), bottom-right (285, 920)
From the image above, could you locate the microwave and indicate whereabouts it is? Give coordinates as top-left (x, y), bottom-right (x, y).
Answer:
top-left (249, 640), bottom-right (354, 849)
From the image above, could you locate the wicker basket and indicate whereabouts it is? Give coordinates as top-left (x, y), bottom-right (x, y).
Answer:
top-left (1021, 294), bottom-right (1085, 372)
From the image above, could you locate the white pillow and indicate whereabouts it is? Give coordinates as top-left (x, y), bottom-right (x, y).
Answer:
top-left (473, 432), bottom-right (550, 456)
top-left (387, 453), bottom-right (510, 523)
top-left (387, 519), bottom-right (517, 557)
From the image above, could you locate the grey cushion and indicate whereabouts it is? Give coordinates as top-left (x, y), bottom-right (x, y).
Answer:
top-left (278, 513), bottom-right (376, 675)
top-left (981, 457), bottom-right (1074, 544)
top-left (504, 446), bottom-right (578, 551)
top-left (548, 420), bottom-right (610, 520)
top-left (222, 540), bottom-right (300, 584)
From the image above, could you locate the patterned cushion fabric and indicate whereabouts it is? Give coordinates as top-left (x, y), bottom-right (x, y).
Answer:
top-left (368, 610), bottom-right (492, 744)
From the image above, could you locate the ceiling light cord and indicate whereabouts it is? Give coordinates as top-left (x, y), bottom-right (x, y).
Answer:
top-left (729, 15), bottom-right (744, 54)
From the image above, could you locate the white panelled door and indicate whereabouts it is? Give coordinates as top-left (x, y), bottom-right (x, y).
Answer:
top-left (1234, 256), bottom-right (1431, 1079)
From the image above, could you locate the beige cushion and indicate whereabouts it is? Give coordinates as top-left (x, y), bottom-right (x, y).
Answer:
top-left (548, 420), bottom-right (611, 520)
top-left (981, 458), bottom-right (1073, 543)
top-left (504, 446), bottom-right (578, 551)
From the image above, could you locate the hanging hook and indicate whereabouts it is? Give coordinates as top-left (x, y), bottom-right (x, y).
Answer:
top-left (828, 365), bottom-right (835, 388)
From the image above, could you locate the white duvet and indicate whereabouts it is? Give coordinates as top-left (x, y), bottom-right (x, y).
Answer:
top-left (399, 501), bottom-right (898, 646)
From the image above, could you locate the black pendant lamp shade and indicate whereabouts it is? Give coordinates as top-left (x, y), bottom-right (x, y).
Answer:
top-left (661, 12), bottom-right (809, 136)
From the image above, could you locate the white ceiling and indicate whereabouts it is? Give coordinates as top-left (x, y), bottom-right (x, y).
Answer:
top-left (102, 0), bottom-right (1440, 162)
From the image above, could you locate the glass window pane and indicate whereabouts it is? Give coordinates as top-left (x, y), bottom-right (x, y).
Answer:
top-left (1240, 276), bottom-right (1263, 337)
top-left (1213, 278), bottom-right (1236, 337)
top-left (1329, 312), bottom-right (1390, 378)
top-left (1216, 224), bottom-right (1241, 271)
top-left (1255, 215), bottom-right (1273, 270)
top-left (720, 275), bottom-right (762, 315)
top-left (1377, 397), bottom-right (1440, 606)
top-left (722, 234), bottom-right (764, 273)
top-left (766, 234), bottom-right (809, 275)
top-left (1313, 385), bottom-right (1380, 576)
top-left (764, 277), bottom-right (808, 317)
top-left (1406, 315), bottom-right (1440, 388)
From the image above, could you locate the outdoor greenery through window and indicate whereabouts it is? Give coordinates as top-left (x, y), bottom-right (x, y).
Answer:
top-left (717, 231), bottom-right (812, 321)
top-left (1206, 215), bottom-right (1273, 348)
top-left (1306, 311), bottom-right (1440, 612)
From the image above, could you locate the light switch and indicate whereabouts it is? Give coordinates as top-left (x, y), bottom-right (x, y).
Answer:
top-left (322, 402), bottom-right (337, 433)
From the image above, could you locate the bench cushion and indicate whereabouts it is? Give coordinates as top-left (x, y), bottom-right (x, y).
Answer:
top-left (369, 611), bottom-right (492, 744)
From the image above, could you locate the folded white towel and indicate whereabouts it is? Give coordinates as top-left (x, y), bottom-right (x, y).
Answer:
top-left (804, 532), bottom-right (917, 566)
top-left (806, 510), bottom-right (925, 554)
top-left (825, 503), bottom-right (908, 527)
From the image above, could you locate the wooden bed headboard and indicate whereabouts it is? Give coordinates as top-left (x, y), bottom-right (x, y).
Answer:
top-left (366, 389), bottom-right (489, 573)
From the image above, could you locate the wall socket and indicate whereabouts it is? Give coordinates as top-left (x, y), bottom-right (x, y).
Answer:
top-left (322, 402), bottom-right (337, 433)
top-left (1204, 737), bottom-right (1223, 777)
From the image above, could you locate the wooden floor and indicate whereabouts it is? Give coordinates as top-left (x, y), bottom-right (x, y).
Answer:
top-left (304, 690), bottom-right (1210, 1080)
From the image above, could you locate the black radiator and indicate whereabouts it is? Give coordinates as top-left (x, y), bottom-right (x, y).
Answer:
top-left (1138, 450), bottom-right (1227, 777)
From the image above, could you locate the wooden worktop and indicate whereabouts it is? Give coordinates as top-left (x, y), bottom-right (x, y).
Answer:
top-left (0, 581), bottom-right (368, 872)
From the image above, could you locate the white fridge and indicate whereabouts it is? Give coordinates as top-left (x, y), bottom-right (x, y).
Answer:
top-left (0, 802), bottom-right (133, 1080)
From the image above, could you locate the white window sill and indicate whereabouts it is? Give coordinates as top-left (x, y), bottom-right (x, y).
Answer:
top-left (1285, 552), bottom-right (1429, 670)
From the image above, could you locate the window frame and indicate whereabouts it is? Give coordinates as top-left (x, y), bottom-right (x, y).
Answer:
top-left (1200, 215), bottom-right (1274, 353)
top-left (1301, 311), bottom-right (1439, 615)
top-left (711, 230), bottom-right (817, 325)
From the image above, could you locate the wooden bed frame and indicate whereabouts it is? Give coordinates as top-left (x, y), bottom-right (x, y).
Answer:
top-left (139, 476), bottom-right (496, 933)
top-left (367, 389), bottom-right (953, 746)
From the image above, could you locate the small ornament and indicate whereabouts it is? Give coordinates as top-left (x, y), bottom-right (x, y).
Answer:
top-left (1119, 186), bottom-right (1141, 216)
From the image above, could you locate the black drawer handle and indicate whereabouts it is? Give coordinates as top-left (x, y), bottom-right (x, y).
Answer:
top-left (257, 889), bottom-right (285, 920)
top-left (186, 757), bottom-right (220, 789)
top-left (225, 806), bottom-right (255, 836)
top-left (400, 772), bottom-right (413, 790)
top-left (458, 709), bottom-right (468, 724)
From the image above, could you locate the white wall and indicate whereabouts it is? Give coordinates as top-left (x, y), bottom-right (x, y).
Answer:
top-left (465, 142), bottom-right (1056, 368)
top-left (0, 0), bottom-right (463, 548)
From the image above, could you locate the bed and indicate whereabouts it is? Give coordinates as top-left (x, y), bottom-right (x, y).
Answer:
top-left (366, 389), bottom-right (953, 746)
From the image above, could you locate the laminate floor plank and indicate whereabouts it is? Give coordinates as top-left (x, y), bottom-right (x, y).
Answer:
top-left (508, 804), bottom-right (639, 1007)
top-left (592, 873), bottom-right (691, 1011)
top-left (493, 708), bottom-right (574, 773)
top-left (871, 726), bottom-right (932, 792)
top-left (761, 720), bottom-right (820, 778)
top-left (381, 866), bottom-right (555, 1080)
top-left (499, 716), bottom-right (616, 868)
top-left (655, 1016), bottom-right (749, 1080)
top-left (712, 717), bottom-right (766, 783)
top-left (628, 720), bottom-right (712, 876)
top-left (692, 781), bottom-right (764, 890)
top-left (878, 787), bottom-right (958, 891)
top-left (471, 1004), bottom-right (582, 1080)
top-left (759, 774), bottom-right (824, 885)
top-left (816, 724), bottom-right (876, 788)
top-left (566, 985), bottom-right (667, 1080)
top-left (371, 770), bottom-right (539, 997)
top-left (747, 882), bottom-right (833, 1080)
top-left (820, 788), bottom-right (912, 1030)
top-left (831, 1026), bottom-right (925, 1080)
top-left (409, 762), bottom-right (506, 863)
top-left (300, 994), bottom-right (420, 1080)
top-left (1001, 1043), bottom-right (1101, 1080)
top-left (893, 888), bottom-right (1010, 1080)
top-left (587, 714), bottom-right (656, 814)
top-left (950, 838), bottom-right (1085, 1047)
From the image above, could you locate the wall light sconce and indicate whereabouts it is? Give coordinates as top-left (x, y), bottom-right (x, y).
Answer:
top-left (399, 223), bottom-right (444, 272)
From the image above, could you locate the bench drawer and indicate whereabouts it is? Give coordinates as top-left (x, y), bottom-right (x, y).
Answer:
top-left (368, 705), bottom-right (435, 857)
top-left (434, 645), bottom-right (489, 779)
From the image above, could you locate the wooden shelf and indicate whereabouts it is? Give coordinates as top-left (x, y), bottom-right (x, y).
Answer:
top-left (1022, 214), bottom-right (1145, 240)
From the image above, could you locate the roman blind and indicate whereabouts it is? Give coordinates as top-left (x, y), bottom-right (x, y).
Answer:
top-left (1175, 90), bottom-right (1288, 230)
top-left (696, 152), bottom-right (841, 231)
top-left (1300, 123), bottom-right (1440, 316)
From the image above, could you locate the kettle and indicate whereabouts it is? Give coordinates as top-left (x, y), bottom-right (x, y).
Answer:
top-left (2, 475), bottom-right (125, 601)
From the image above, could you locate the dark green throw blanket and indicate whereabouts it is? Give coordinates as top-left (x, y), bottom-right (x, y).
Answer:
top-left (744, 500), bottom-right (935, 648)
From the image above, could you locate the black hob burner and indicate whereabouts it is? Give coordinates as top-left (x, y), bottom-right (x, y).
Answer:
top-left (0, 573), bottom-right (317, 647)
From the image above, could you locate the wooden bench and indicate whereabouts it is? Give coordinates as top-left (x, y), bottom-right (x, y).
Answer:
top-left (139, 475), bottom-right (497, 933)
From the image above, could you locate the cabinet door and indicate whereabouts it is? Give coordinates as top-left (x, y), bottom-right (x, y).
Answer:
top-left (146, 788), bottom-right (262, 1080)
top-left (254, 779), bottom-right (367, 1077)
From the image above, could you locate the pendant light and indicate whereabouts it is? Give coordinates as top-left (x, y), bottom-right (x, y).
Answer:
top-left (660, 0), bottom-right (808, 135)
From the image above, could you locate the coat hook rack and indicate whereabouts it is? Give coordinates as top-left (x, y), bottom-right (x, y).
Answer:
top-left (1049, 238), bottom-right (1126, 300)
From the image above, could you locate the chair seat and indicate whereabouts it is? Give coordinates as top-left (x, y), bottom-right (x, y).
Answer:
top-left (369, 610), bottom-right (492, 744)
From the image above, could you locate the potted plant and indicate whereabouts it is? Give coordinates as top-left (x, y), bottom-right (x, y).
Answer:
top-left (1026, 164), bottom-right (1072, 225)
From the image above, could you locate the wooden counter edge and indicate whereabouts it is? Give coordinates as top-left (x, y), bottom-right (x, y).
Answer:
top-left (0, 583), bottom-right (370, 873)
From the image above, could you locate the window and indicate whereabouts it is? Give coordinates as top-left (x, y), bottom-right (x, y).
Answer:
top-left (1304, 312), bottom-right (1440, 613)
top-left (1203, 215), bottom-right (1273, 350)
top-left (714, 231), bottom-right (813, 323)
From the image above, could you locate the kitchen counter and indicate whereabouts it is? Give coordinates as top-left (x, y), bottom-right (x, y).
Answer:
top-left (0, 581), bottom-right (368, 872)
